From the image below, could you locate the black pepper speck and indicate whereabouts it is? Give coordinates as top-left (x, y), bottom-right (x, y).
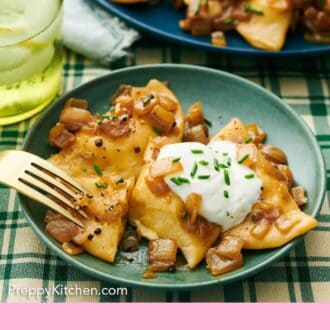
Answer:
top-left (95, 138), bottom-right (103, 147)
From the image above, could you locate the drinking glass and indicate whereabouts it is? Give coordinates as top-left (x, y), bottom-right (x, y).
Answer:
top-left (0, 0), bottom-right (63, 125)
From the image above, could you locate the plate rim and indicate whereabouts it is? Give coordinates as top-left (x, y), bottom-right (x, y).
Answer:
top-left (20, 64), bottom-right (327, 289)
top-left (92, 0), bottom-right (330, 57)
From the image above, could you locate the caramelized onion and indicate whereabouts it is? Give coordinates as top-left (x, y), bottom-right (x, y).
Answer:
top-left (98, 119), bottom-right (131, 138)
top-left (183, 215), bottom-right (218, 240)
top-left (120, 231), bottom-right (140, 252)
top-left (148, 105), bottom-right (175, 134)
top-left (49, 123), bottom-right (75, 149)
top-left (186, 102), bottom-right (204, 126)
top-left (145, 175), bottom-right (170, 196)
top-left (158, 94), bottom-right (178, 112)
top-left (291, 186), bottom-right (307, 206)
top-left (142, 270), bottom-right (157, 279)
top-left (260, 144), bottom-right (287, 164)
top-left (183, 123), bottom-right (209, 144)
top-left (245, 123), bottom-right (266, 144)
top-left (111, 84), bottom-right (132, 103)
top-left (150, 158), bottom-right (183, 178)
top-left (59, 98), bottom-right (91, 132)
top-left (65, 98), bottom-right (88, 110)
top-left (191, 18), bottom-right (213, 36)
top-left (206, 236), bottom-right (244, 276)
top-left (215, 236), bottom-right (244, 259)
top-left (62, 242), bottom-right (83, 256)
top-left (148, 239), bottom-right (177, 272)
top-left (206, 251), bottom-right (243, 276)
top-left (185, 192), bottom-right (202, 224)
top-left (45, 216), bottom-right (79, 243)
top-left (237, 143), bottom-right (257, 166)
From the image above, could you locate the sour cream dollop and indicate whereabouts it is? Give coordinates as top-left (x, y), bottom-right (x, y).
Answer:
top-left (157, 141), bottom-right (262, 231)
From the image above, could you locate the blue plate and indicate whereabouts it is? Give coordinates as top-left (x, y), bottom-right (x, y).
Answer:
top-left (20, 64), bottom-right (326, 288)
top-left (93, 0), bottom-right (330, 56)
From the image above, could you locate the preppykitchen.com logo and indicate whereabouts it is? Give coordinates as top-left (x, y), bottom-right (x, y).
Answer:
top-left (9, 284), bottom-right (128, 298)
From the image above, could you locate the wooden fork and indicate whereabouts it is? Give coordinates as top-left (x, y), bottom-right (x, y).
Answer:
top-left (0, 150), bottom-right (90, 228)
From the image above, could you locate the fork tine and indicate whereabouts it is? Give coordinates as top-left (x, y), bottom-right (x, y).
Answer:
top-left (15, 179), bottom-right (85, 228)
top-left (20, 172), bottom-right (88, 220)
top-left (26, 165), bottom-right (84, 200)
top-left (28, 153), bottom-right (89, 195)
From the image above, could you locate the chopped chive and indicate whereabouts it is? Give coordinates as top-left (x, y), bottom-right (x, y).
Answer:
top-left (214, 158), bottom-right (220, 171)
top-left (143, 95), bottom-right (154, 106)
top-left (115, 177), bottom-right (124, 185)
top-left (152, 127), bottom-right (162, 135)
top-left (224, 190), bottom-right (229, 198)
top-left (190, 162), bottom-right (198, 178)
top-left (238, 154), bottom-right (249, 164)
top-left (172, 157), bottom-right (181, 163)
top-left (170, 177), bottom-right (181, 186)
top-left (109, 105), bottom-right (116, 112)
top-left (182, 210), bottom-right (188, 219)
top-left (177, 177), bottom-right (190, 184)
top-left (219, 163), bottom-right (228, 169)
top-left (199, 160), bottom-right (209, 166)
top-left (245, 173), bottom-right (255, 179)
top-left (224, 18), bottom-right (236, 25)
top-left (224, 169), bottom-right (230, 185)
top-left (244, 4), bottom-right (264, 15)
top-left (82, 167), bottom-right (87, 173)
top-left (227, 157), bottom-right (232, 166)
top-left (222, 152), bottom-right (228, 156)
top-left (198, 175), bottom-right (210, 180)
top-left (93, 164), bottom-right (103, 176)
top-left (191, 149), bottom-right (204, 154)
top-left (95, 181), bottom-right (107, 188)
top-left (244, 136), bottom-right (253, 143)
top-left (204, 118), bottom-right (212, 127)
top-left (98, 114), bottom-right (117, 124)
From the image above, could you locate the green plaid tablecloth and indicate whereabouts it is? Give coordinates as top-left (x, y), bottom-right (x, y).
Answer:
top-left (0, 39), bottom-right (329, 302)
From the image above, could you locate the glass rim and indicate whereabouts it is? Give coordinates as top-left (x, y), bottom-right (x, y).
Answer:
top-left (0, 0), bottom-right (63, 48)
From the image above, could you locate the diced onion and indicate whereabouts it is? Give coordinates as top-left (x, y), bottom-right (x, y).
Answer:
top-left (291, 186), bottom-right (307, 206)
top-left (158, 94), bottom-right (178, 112)
top-left (260, 144), bottom-right (287, 164)
top-left (150, 158), bottom-right (183, 178)
top-left (185, 192), bottom-right (202, 224)
top-left (62, 242), bottom-right (83, 256)
top-left (237, 143), bottom-right (258, 166)
top-left (145, 175), bottom-right (170, 196)
top-left (49, 123), bottom-right (75, 149)
top-left (148, 105), bottom-right (176, 133)
top-left (186, 102), bottom-right (204, 126)
top-left (245, 123), bottom-right (266, 144)
top-left (183, 123), bottom-right (209, 144)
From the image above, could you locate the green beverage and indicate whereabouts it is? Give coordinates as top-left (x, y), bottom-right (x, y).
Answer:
top-left (0, 0), bottom-right (63, 125)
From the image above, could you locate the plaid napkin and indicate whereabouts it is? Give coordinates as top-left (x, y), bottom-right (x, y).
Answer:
top-left (63, 0), bottom-right (139, 65)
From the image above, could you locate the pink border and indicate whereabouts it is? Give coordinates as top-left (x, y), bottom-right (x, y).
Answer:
top-left (0, 303), bottom-right (327, 329)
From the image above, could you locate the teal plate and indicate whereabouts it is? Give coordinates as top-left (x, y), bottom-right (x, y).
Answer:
top-left (20, 64), bottom-right (326, 289)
